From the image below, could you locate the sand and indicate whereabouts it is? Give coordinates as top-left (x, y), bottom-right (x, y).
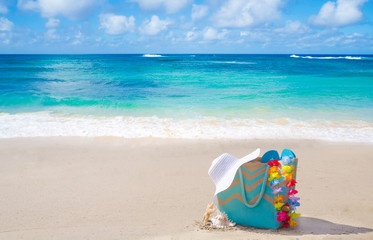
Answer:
top-left (0, 137), bottom-right (372, 240)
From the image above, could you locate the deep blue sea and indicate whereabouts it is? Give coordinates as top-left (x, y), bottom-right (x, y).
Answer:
top-left (0, 54), bottom-right (372, 141)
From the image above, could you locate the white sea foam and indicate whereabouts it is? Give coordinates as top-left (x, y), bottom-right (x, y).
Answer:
top-left (0, 112), bottom-right (372, 143)
top-left (290, 55), bottom-right (362, 60)
top-left (345, 56), bottom-right (362, 60)
top-left (143, 54), bottom-right (163, 57)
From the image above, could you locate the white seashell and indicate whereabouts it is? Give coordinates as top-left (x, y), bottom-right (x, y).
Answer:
top-left (211, 211), bottom-right (236, 229)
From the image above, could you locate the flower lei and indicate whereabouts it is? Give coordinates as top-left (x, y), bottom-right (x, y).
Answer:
top-left (268, 156), bottom-right (300, 228)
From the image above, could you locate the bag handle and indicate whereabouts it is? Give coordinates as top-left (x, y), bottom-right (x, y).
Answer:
top-left (238, 165), bottom-right (269, 208)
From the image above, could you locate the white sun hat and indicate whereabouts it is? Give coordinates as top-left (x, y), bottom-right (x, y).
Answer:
top-left (208, 148), bottom-right (260, 202)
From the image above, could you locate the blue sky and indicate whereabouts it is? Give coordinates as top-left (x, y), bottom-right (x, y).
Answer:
top-left (0, 0), bottom-right (372, 54)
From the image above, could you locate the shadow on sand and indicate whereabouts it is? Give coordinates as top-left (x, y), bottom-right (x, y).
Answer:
top-left (235, 216), bottom-right (373, 236)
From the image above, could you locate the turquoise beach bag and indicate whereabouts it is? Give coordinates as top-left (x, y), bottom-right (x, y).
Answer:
top-left (216, 150), bottom-right (298, 229)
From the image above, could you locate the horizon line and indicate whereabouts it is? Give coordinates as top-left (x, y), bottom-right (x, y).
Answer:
top-left (0, 53), bottom-right (373, 55)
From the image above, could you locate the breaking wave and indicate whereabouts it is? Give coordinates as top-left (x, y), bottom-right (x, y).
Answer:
top-left (143, 54), bottom-right (163, 57)
top-left (0, 112), bottom-right (372, 143)
top-left (290, 54), bottom-right (362, 60)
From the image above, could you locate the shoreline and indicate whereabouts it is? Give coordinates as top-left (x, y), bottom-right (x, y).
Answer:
top-left (2, 136), bottom-right (373, 144)
top-left (1, 137), bottom-right (373, 239)
top-left (1, 112), bottom-right (372, 143)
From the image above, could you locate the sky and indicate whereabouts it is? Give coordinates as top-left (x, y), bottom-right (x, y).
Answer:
top-left (0, 0), bottom-right (372, 54)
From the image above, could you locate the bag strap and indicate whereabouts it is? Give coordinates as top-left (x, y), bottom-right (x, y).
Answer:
top-left (238, 165), bottom-right (269, 208)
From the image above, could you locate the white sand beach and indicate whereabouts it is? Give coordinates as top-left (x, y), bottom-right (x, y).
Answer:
top-left (0, 137), bottom-right (372, 239)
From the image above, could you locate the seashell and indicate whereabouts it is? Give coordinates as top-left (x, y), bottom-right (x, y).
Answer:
top-left (202, 203), bottom-right (216, 226)
top-left (211, 211), bottom-right (236, 229)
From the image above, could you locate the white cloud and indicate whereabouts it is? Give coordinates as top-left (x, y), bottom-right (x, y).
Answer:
top-left (99, 14), bottom-right (135, 35)
top-left (185, 28), bottom-right (198, 41)
top-left (191, 4), bottom-right (208, 21)
top-left (310, 0), bottom-right (368, 27)
top-left (212, 0), bottom-right (283, 28)
top-left (185, 31), bottom-right (196, 41)
top-left (0, 17), bottom-right (13, 44)
top-left (183, 27), bottom-right (228, 41)
top-left (341, 33), bottom-right (364, 45)
top-left (17, 0), bottom-right (98, 19)
top-left (72, 31), bottom-right (83, 45)
top-left (130, 0), bottom-right (190, 14)
top-left (275, 20), bottom-right (310, 34)
top-left (44, 28), bottom-right (59, 40)
top-left (0, 4), bottom-right (8, 14)
top-left (203, 27), bottom-right (228, 40)
top-left (139, 15), bottom-right (171, 35)
top-left (45, 18), bottom-right (60, 28)
top-left (0, 17), bottom-right (13, 31)
top-left (0, 32), bottom-right (11, 44)
top-left (347, 32), bottom-right (363, 38)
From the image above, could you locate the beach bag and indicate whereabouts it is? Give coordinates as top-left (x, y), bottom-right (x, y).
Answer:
top-left (209, 149), bottom-right (300, 229)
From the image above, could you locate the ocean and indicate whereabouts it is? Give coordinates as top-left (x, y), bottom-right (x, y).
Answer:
top-left (0, 54), bottom-right (372, 142)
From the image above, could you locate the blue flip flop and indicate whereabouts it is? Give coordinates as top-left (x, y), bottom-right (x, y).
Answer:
top-left (281, 149), bottom-right (296, 159)
top-left (261, 150), bottom-right (280, 163)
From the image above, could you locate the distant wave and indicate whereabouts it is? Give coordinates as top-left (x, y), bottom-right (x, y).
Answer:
top-left (290, 54), bottom-right (362, 60)
top-left (0, 112), bottom-right (372, 143)
top-left (143, 54), bottom-right (163, 57)
top-left (290, 54), bottom-right (300, 58)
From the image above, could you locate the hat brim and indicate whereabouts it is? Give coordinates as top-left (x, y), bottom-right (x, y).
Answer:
top-left (213, 148), bottom-right (260, 197)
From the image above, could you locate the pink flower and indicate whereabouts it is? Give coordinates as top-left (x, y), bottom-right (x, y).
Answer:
top-left (277, 211), bottom-right (288, 222)
top-left (289, 189), bottom-right (298, 195)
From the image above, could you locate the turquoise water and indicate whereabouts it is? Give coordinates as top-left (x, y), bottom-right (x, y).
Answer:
top-left (0, 54), bottom-right (372, 141)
